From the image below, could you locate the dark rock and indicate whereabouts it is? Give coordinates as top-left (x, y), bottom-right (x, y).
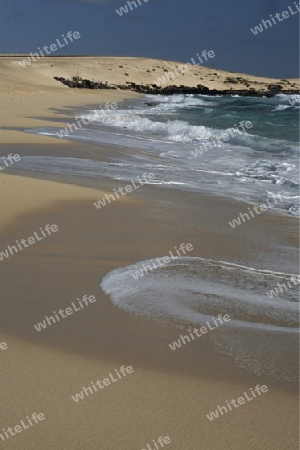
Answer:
top-left (268, 84), bottom-right (282, 91)
top-left (52, 76), bottom-right (299, 97)
top-left (145, 102), bottom-right (160, 107)
top-left (197, 84), bottom-right (209, 92)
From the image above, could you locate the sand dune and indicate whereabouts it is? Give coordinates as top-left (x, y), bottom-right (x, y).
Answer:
top-left (0, 55), bottom-right (298, 144)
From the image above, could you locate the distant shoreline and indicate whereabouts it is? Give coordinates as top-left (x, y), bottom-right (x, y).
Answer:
top-left (0, 54), bottom-right (90, 57)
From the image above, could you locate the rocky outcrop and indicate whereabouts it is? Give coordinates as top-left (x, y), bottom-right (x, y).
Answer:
top-left (53, 76), bottom-right (299, 97)
top-left (267, 84), bottom-right (282, 91)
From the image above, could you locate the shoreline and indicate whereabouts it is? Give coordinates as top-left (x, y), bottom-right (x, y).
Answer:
top-left (0, 168), bottom-right (298, 388)
top-left (1, 54), bottom-right (298, 145)
top-left (0, 56), bottom-right (299, 450)
top-left (0, 156), bottom-right (298, 450)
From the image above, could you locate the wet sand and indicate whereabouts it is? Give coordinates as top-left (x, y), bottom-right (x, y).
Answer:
top-left (0, 141), bottom-right (299, 449)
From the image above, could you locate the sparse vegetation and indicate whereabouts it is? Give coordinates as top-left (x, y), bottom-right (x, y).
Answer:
top-left (225, 77), bottom-right (239, 84)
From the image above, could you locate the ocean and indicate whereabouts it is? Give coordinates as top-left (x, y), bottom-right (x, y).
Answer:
top-left (24, 93), bottom-right (300, 215)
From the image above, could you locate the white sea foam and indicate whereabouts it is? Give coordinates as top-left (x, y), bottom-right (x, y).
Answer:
top-left (273, 104), bottom-right (291, 111)
top-left (100, 256), bottom-right (299, 381)
top-left (100, 256), bottom-right (299, 330)
top-left (24, 93), bottom-right (299, 215)
top-left (81, 110), bottom-right (213, 143)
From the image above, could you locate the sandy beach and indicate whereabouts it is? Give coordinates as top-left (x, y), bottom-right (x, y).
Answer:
top-left (1, 55), bottom-right (299, 145)
top-left (0, 56), bottom-right (299, 450)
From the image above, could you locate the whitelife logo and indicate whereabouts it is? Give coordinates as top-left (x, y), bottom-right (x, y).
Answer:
top-left (141, 435), bottom-right (171, 450)
top-left (0, 153), bottom-right (21, 171)
top-left (0, 342), bottom-right (8, 351)
top-left (250, 3), bottom-right (300, 35)
top-left (34, 295), bottom-right (97, 332)
top-left (93, 173), bottom-right (155, 209)
top-left (191, 121), bottom-right (253, 157)
top-left (266, 275), bottom-right (300, 299)
top-left (116, 0), bottom-right (149, 16)
top-left (0, 224), bottom-right (58, 262)
top-left (0, 412), bottom-right (45, 443)
top-left (168, 314), bottom-right (231, 351)
top-left (153, 50), bottom-right (216, 87)
top-left (71, 366), bottom-right (134, 402)
top-left (131, 243), bottom-right (193, 280)
top-left (18, 31), bottom-right (81, 67)
top-left (206, 385), bottom-right (268, 421)
top-left (55, 102), bottom-right (118, 139)
top-left (228, 193), bottom-right (289, 228)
